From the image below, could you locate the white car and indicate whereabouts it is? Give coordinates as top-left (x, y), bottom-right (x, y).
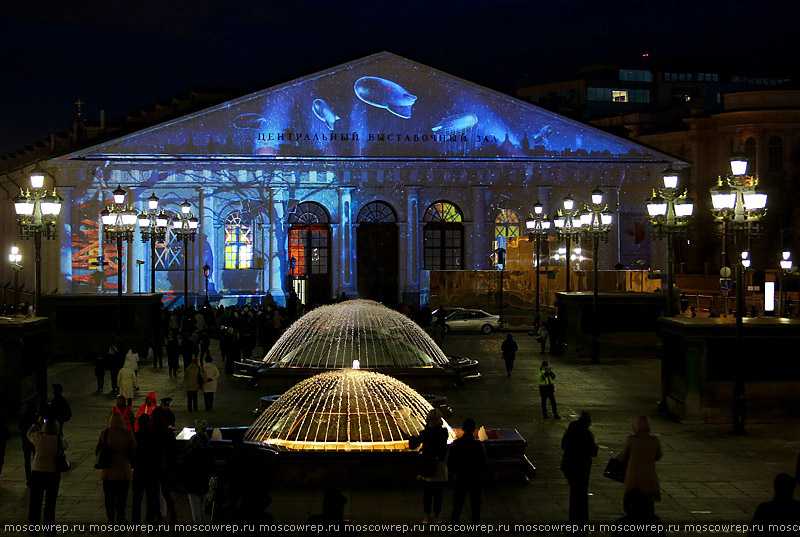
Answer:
top-left (444, 309), bottom-right (501, 334)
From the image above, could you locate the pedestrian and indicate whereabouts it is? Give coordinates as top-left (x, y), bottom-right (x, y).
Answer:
top-left (27, 416), bottom-right (67, 528)
top-left (135, 392), bottom-right (158, 430)
top-left (125, 345), bottom-right (140, 376)
top-left (748, 474), bottom-right (800, 535)
top-left (537, 322), bottom-right (549, 353)
top-left (131, 414), bottom-right (162, 525)
top-left (184, 420), bottom-right (216, 523)
top-left (19, 401), bottom-right (39, 486)
top-left (111, 394), bottom-right (136, 432)
top-left (561, 411), bottom-right (598, 530)
top-left (181, 333), bottom-right (198, 371)
top-left (108, 344), bottom-right (122, 393)
top-left (94, 354), bottom-right (106, 392)
top-left (166, 335), bottom-right (181, 377)
top-left (47, 384), bottom-right (72, 433)
top-left (431, 314), bottom-right (446, 350)
top-left (96, 412), bottom-right (137, 524)
top-left (447, 417), bottom-right (488, 524)
top-left (199, 331), bottom-right (211, 362)
top-left (409, 408), bottom-right (449, 524)
top-left (151, 337), bottom-right (164, 369)
top-left (202, 357), bottom-right (221, 411)
top-left (185, 357), bottom-right (202, 413)
top-left (117, 360), bottom-right (139, 408)
top-left (619, 416), bottom-right (662, 502)
top-left (501, 334), bottom-right (518, 377)
top-left (151, 397), bottom-right (176, 432)
top-left (538, 361), bottom-right (560, 419)
top-left (0, 412), bottom-right (8, 477)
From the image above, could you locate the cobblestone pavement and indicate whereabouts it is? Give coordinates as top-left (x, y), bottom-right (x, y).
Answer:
top-left (0, 332), bottom-right (798, 535)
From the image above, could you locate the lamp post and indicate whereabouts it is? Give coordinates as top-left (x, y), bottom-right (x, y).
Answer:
top-left (203, 264), bottom-right (211, 304)
top-left (780, 251), bottom-right (793, 317)
top-left (172, 200), bottom-right (199, 308)
top-left (646, 168), bottom-right (694, 318)
top-left (526, 201), bottom-right (551, 328)
top-left (12, 167), bottom-right (63, 313)
top-left (101, 185), bottom-right (138, 334)
top-left (492, 247), bottom-right (506, 327)
top-left (710, 152), bottom-right (767, 435)
top-left (581, 187), bottom-right (614, 364)
top-left (9, 246), bottom-right (22, 314)
top-left (553, 194), bottom-right (582, 292)
top-left (138, 193), bottom-right (168, 293)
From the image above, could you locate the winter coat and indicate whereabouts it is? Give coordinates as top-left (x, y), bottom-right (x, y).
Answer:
top-left (409, 426), bottom-right (449, 479)
top-left (27, 423), bottom-right (67, 473)
top-left (125, 350), bottom-right (139, 371)
top-left (620, 432), bottom-right (663, 501)
top-left (184, 362), bottom-right (202, 392)
top-left (501, 337), bottom-right (518, 361)
top-left (201, 362), bottom-right (221, 393)
top-left (96, 414), bottom-right (137, 481)
top-left (111, 404), bottom-right (135, 431)
top-left (117, 364), bottom-right (139, 400)
top-left (133, 426), bottom-right (163, 480)
top-left (561, 420), bottom-right (598, 477)
top-left (184, 433), bottom-right (216, 494)
top-left (48, 394), bottom-right (72, 426)
top-left (447, 432), bottom-right (487, 485)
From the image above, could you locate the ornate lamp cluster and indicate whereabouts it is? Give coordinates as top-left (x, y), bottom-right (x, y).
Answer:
top-left (646, 168), bottom-right (695, 240)
top-left (710, 152), bottom-right (767, 234)
top-left (580, 187), bottom-right (614, 241)
top-left (172, 199), bottom-right (199, 241)
top-left (525, 202), bottom-right (552, 325)
top-left (138, 193), bottom-right (169, 243)
top-left (100, 185), bottom-right (138, 244)
top-left (13, 169), bottom-right (63, 240)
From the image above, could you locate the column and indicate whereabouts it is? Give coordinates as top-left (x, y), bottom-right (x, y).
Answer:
top-left (471, 184), bottom-right (490, 270)
top-left (337, 186), bottom-right (356, 295)
top-left (58, 186), bottom-right (74, 294)
top-left (403, 182), bottom-right (421, 304)
top-left (199, 184), bottom-right (215, 297)
top-left (268, 186), bottom-right (287, 298)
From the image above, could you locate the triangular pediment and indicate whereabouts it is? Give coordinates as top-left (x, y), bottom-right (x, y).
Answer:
top-left (66, 52), bottom-right (681, 163)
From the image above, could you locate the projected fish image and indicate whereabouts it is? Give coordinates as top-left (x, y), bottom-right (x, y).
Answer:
top-left (233, 113), bottom-right (267, 129)
top-left (431, 113), bottom-right (478, 132)
top-left (354, 76), bottom-right (417, 118)
top-left (532, 125), bottom-right (553, 144)
top-left (312, 99), bottom-right (340, 130)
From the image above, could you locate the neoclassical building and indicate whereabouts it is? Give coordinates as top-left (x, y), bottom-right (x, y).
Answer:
top-left (2, 53), bottom-right (683, 307)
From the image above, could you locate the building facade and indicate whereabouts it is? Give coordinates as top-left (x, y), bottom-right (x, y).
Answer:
top-left (2, 53), bottom-right (683, 307)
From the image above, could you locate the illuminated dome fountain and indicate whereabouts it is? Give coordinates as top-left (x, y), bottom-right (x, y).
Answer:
top-left (245, 369), bottom-right (456, 451)
top-left (236, 300), bottom-right (477, 389)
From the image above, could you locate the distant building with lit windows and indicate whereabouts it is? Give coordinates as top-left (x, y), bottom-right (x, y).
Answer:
top-left (1, 53), bottom-right (684, 307)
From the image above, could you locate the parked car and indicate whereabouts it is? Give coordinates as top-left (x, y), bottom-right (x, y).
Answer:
top-left (444, 309), bottom-right (500, 334)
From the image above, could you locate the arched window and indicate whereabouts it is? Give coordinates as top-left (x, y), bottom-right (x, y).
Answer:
top-left (288, 202), bottom-right (330, 225)
top-left (288, 202), bottom-right (332, 305)
top-left (744, 137), bottom-right (757, 170)
top-left (224, 211), bottom-right (253, 269)
top-left (768, 136), bottom-right (783, 171)
top-left (494, 209), bottom-right (520, 239)
top-left (357, 201), bottom-right (397, 223)
top-left (423, 201), bottom-right (464, 270)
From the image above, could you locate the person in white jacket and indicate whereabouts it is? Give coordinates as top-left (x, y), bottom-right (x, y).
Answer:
top-left (117, 362), bottom-right (139, 407)
top-left (201, 358), bottom-right (221, 411)
top-left (124, 346), bottom-right (139, 376)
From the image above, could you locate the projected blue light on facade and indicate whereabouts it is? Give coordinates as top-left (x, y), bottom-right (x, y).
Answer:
top-left (92, 54), bottom-right (655, 161)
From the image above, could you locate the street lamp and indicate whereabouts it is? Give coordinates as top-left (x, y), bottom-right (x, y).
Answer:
top-left (553, 194), bottom-right (583, 292)
top-left (138, 193), bottom-right (168, 293)
top-left (203, 263), bottom-right (211, 304)
top-left (172, 200), bottom-right (199, 307)
top-left (780, 251), bottom-right (793, 317)
top-left (709, 151), bottom-right (767, 435)
top-left (582, 187), bottom-right (613, 364)
top-left (12, 167), bottom-right (63, 313)
top-left (526, 201), bottom-right (551, 327)
top-left (491, 247), bottom-right (506, 327)
top-left (9, 246), bottom-right (23, 314)
top-left (646, 167), bottom-right (694, 317)
top-left (101, 185), bottom-right (137, 333)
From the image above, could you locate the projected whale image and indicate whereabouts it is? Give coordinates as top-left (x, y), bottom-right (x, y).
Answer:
top-left (431, 113), bottom-right (478, 132)
top-left (354, 76), bottom-right (417, 118)
top-left (233, 113), bottom-right (266, 129)
top-left (532, 125), bottom-right (553, 144)
top-left (312, 99), bottom-right (340, 130)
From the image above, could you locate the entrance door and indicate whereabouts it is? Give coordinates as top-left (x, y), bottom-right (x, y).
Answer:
top-left (288, 203), bottom-right (332, 306)
top-left (356, 202), bottom-right (399, 305)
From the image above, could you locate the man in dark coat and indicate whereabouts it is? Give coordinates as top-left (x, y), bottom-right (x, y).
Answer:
top-left (131, 414), bottom-right (162, 524)
top-left (748, 473), bottom-right (800, 535)
top-left (561, 412), bottom-right (598, 531)
top-left (447, 418), bottom-right (488, 524)
top-left (501, 334), bottom-right (518, 377)
top-left (166, 336), bottom-right (181, 377)
top-left (108, 344), bottom-right (122, 392)
top-left (47, 384), bottom-right (72, 432)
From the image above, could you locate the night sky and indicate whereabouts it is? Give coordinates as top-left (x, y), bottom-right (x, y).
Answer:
top-left (2, 1), bottom-right (796, 158)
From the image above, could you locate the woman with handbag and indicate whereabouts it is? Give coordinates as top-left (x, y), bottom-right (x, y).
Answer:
top-left (408, 408), bottom-right (449, 524)
top-left (619, 415), bottom-right (662, 502)
top-left (27, 416), bottom-right (67, 528)
top-left (95, 413), bottom-right (137, 524)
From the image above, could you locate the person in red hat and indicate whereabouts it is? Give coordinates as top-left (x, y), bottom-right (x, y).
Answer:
top-left (135, 392), bottom-right (158, 431)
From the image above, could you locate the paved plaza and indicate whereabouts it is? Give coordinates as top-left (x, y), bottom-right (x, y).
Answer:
top-left (1, 332), bottom-right (798, 535)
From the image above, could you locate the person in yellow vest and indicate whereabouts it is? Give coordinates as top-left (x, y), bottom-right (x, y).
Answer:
top-left (538, 361), bottom-right (560, 420)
